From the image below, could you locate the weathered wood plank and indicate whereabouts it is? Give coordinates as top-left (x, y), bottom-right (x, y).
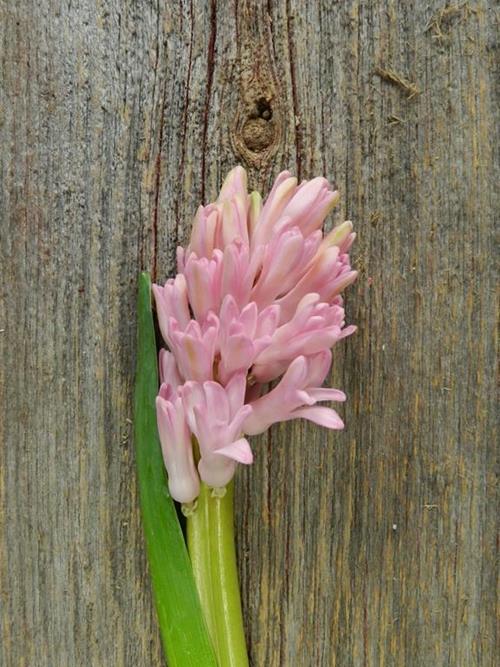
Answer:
top-left (1, 1), bottom-right (497, 666)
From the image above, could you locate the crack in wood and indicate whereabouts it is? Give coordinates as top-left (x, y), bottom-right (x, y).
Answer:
top-left (286, 1), bottom-right (303, 180)
top-left (201, 0), bottom-right (218, 201)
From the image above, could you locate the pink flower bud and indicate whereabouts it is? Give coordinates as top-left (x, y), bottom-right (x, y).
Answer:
top-left (281, 178), bottom-right (340, 237)
top-left (156, 393), bottom-right (200, 503)
top-left (252, 293), bottom-right (356, 382)
top-left (181, 373), bottom-right (253, 488)
top-left (159, 349), bottom-right (183, 389)
top-left (183, 251), bottom-right (223, 323)
top-left (216, 296), bottom-right (275, 384)
top-left (152, 274), bottom-right (191, 345)
top-left (168, 315), bottom-right (218, 383)
top-left (243, 353), bottom-right (346, 436)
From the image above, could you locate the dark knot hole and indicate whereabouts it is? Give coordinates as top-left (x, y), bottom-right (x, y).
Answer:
top-left (255, 97), bottom-right (272, 121)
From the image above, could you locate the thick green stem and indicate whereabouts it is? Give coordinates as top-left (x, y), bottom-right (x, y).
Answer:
top-left (185, 484), bottom-right (218, 653)
top-left (187, 482), bottom-right (249, 667)
top-left (210, 483), bottom-right (249, 667)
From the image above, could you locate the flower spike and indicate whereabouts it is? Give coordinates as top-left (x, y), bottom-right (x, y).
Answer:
top-left (153, 166), bottom-right (357, 502)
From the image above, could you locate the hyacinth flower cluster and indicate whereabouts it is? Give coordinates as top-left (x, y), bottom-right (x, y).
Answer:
top-left (153, 167), bottom-right (357, 504)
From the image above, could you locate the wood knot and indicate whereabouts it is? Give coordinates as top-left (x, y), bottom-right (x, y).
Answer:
top-left (229, 13), bottom-right (282, 167)
top-left (232, 94), bottom-right (281, 167)
top-left (241, 99), bottom-right (275, 152)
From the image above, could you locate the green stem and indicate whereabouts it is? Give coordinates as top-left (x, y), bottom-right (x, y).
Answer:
top-left (187, 482), bottom-right (249, 667)
top-left (185, 484), bottom-right (218, 652)
top-left (210, 483), bottom-right (249, 667)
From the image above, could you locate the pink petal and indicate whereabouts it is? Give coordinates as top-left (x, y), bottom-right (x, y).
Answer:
top-left (203, 381), bottom-right (230, 423)
top-left (303, 350), bottom-right (332, 386)
top-left (227, 404), bottom-right (253, 440)
top-left (219, 334), bottom-right (256, 383)
top-left (275, 246), bottom-right (341, 322)
top-left (214, 437), bottom-right (253, 464)
top-left (159, 349), bottom-right (183, 387)
top-left (323, 270), bottom-right (358, 302)
top-left (158, 382), bottom-right (175, 401)
top-left (321, 220), bottom-right (353, 249)
top-left (281, 355), bottom-right (309, 388)
top-left (239, 301), bottom-right (258, 336)
top-left (183, 251), bottom-right (223, 322)
top-left (217, 165), bottom-right (248, 203)
top-left (281, 178), bottom-right (338, 236)
top-left (292, 406), bottom-right (344, 429)
top-left (251, 174), bottom-right (298, 249)
top-left (307, 388), bottom-right (347, 402)
top-left (251, 227), bottom-right (305, 306)
top-left (225, 372), bottom-right (248, 416)
top-left (198, 457), bottom-right (237, 489)
top-left (251, 359), bottom-right (289, 383)
top-left (339, 325), bottom-right (357, 339)
top-left (248, 190), bottom-right (262, 238)
top-left (221, 242), bottom-right (252, 307)
top-left (221, 197), bottom-right (249, 247)
top-left (256, 304), bottom-right (281, 337)
top-left (155, 396), bottom-right (200, 503)
top-left (153, 280), bottom-right (191, 344)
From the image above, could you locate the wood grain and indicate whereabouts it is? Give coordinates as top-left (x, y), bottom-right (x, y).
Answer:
top-left (1, 1), bottom-right (497, 665)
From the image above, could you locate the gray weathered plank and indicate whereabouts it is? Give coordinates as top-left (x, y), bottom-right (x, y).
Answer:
top-left (1, 1), bottom-right (497, 665)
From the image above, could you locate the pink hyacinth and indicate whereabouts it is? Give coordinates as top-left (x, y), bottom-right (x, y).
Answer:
top-left (243, 352), bottom-right (346, 436)
top-left (181, 374), bottom-right (253, 489)
top-left (155, 378), bottom-right (200, 503)
top-left (153, 166), bottom-right (357, 502)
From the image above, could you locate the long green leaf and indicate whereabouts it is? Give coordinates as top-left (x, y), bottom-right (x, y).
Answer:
top-left (134, 272), bottom-right (218, 667)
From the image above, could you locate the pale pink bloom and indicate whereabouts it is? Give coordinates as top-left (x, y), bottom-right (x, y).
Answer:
top-left (168, 314), bottom-right (218, 382)
top-left (321, 220), bottom-right (356, 254)
top-left (280, 177), bottom-right (340, 237)
top-left (159, 349), bottom-right (183, 389)
top-left (216, 296), bottom-right (278, 384)
top-left (181, 373), bottom-right (253, 488)
top-left (180, 166), bottom-right (250, 263)
top-left (183, 250), bottom-right (223, 322)
top-left (275, 245), bottom-right (358, 323)
top-left (219, 196), bottom-right (250, 248)
top-left (247, 190), bottom-right (262, 239)
top-left (250, 172), bottom-right (298, 250)
top-left (156, 391), bottom-right (200, 503)
top-left (250, 226), bottom-right (322, 309)
top-left (183, 204), bottom-right (220, 262)
top-left (217, 165), bottom-right (249, 205)
top-left (243, 352), bottom-right (346, 436)
top-left (152, 274), bottom-right (191, 345)
top-left (220, 240), bottom-right (256, 309)
top-left (252, 293), bottom-right (356, 382)
top-left (250, 172), bottom-right (339, 249)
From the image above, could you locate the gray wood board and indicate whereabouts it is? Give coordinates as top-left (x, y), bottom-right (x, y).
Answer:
top-left (1, 1), bottom-right (497, 665)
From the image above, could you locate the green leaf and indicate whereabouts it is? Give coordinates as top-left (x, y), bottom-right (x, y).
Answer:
top-left (134, 272), bottom-right (218, 667)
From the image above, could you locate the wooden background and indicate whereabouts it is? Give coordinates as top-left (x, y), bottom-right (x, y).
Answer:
top-left (1, 1), bottom-right (497, 665)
